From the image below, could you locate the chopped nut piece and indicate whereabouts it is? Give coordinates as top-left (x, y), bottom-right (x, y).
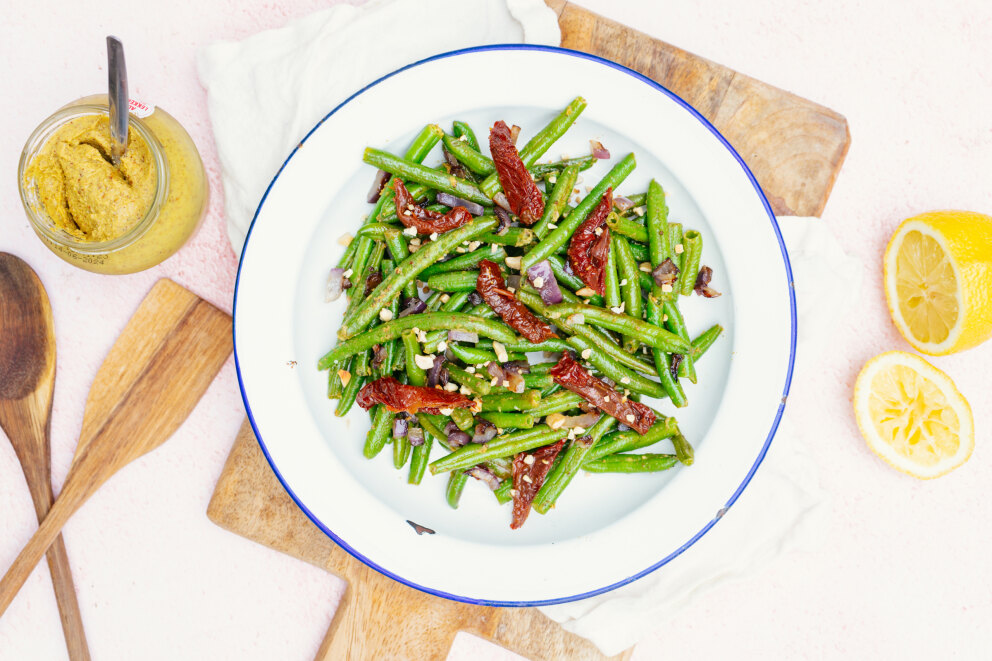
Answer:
top-left (379, 308), bottom-right (394, 321)
top-left (492, 341), bottom-right (509, 363)
top-left (576, 287), bottom-right (597, 297)
top-left (437, 341), bottom-right (448, 352)
top-left (533, 276), bottom-right (544, 288)
top-left (675, 243), bottom-right (684, 255)
top-left (440, 408), bottom-right (454, 416)
top-left (337, 369), bottom-right (352, 387)
top-left (546, 413), bottom-right (566, 430)
top-left (580, 348), bottom-right (592, 360)
top-left (440, 293), bottom-right (450, 303)
top-left (338, 232), bottom-right (354, 247)
top-left (444, 382), bottom-right (459, 392)
top-left (414, 354), bottom-right (435, 370)
top-left (504, 256), bottom-right (522, 270)
top-left (661, 283), bottom-right (674, 293)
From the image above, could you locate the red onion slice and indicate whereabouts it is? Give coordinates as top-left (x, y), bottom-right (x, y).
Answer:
top-left (473, 419), bottom-right (498, 444)
top-left (407, 426), bottom-right (425, 447)
top-left (694, 266), bottom-right (722, 298)
top-left (448, 330), bottom-right (479, 343)
top-left (427, 355), bottom-right (449, 388)
top-left (435, 192), bottom-right (485, 216)
top-left (501, 360), bottom-right (531, 375)
top-left (614, 195), bottom-right (635, 212)
top-left (510, 124), bottom-right (521, 145)
top-left (325, 268), bottom-right (346, 302)
top-left (399, 297), bottom-right (427, 318)
top-left (652, 259), bottom-right (680, 288)
top-left (590, 140), bottom-right (610, 160)
top-left (392, 417), bottom-right (409, 439)
top-left (448, 430), bottom-right (472, 448)
top-left (366, 169), bottom-right (390, 203)
top-left (526, 260), bottom-right (563, 305)
top-left (486, 361), bottom-right (505, 382)
top-left (493, 192), bottom-right (512, 212)
top-left (493, 207), bottom-right (511, 234)
top-left (467, 465), bottom-right (501, 490)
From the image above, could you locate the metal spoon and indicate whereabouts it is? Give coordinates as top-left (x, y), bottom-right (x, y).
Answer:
top-left (106, 36), bottom-right (128, 166)
top-left (0, 254), bottom-right (91, 660)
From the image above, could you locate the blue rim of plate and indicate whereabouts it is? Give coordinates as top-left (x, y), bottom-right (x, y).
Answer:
top-left (233, 43), bottom-right (797, 607)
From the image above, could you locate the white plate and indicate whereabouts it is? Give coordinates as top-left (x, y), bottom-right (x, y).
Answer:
top-left (234, 45), bottom-right (796, 606)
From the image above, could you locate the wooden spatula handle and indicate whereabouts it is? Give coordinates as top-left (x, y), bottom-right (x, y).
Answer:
top-left (0, 483), bottom-right (85, 618)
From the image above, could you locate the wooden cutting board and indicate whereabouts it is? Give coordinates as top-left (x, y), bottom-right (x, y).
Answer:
top-left (207, 3), bottom-right (850, 660)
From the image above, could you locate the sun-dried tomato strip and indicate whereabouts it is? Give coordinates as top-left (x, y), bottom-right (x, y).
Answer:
top-left (511, 439), bottom-right (567, 529)
top-left (548, 352), bottom-right (656, 435)
top-left (392, 179), bottom-right (472, 234)
top-left (489, 121), bottom-right (545, 225)
top-left (476, 259), bottom-right (557, 344)
top-left (567, 188), bottom-right (613, 294)
top-left (357, 376), bottom-right (477, 414)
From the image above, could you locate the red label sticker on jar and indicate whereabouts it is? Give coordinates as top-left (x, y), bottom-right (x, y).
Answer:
top-left (128, 99), bottom-right (155, 118)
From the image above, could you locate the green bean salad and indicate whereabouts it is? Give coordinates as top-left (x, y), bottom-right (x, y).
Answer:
top-left (319, 97), bottom-right (723, 529)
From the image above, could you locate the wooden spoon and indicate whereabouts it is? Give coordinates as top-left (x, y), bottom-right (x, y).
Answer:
top-left (0, 278), bottom-right (232, 617)
top-left (0, 254), bottom-right (90, 660)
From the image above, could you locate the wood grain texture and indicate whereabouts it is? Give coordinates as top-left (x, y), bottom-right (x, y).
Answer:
top-left (0, 253), bottom-right (91, 661)
top-left (209, 421), bottom-right (630, 661)
top-left (205, 5), bottom-right (852, 658)
top-left (0, 279), bottom-right (232, 619)
top-left (550, 0), bottom-right (849, 216)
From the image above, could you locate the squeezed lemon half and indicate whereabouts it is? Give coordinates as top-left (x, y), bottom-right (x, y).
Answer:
top-left (853, 351), bottom-right (973, 479)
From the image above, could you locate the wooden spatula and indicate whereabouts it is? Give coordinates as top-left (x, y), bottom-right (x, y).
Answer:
top-left (0, 279), bottom-right (232, 617)
top-left (0, 253), bottom-right (90, 660)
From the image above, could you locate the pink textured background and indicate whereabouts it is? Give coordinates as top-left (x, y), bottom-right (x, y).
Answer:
top-left (1, 0), bottom-right (991, 659)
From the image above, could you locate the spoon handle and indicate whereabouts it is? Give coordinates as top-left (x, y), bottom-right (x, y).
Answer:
top-left (46, 536), bottom-right (91, 661)
top-left (106, 36), bottom-right (128, 166)
top-left (0, 481), bottom-right (87, 619)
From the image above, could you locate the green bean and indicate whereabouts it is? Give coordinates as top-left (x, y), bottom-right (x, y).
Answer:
top-left (364, 147), bottom-right (492, 207)
top-left (377, 262), bottom-right (402, 377)
top-left (425, 270), bottom-right (479, 292)
top-left (629, 241), bottom-right (650, 263)
top-left (603, 240), bottom-right (621, 309)
top-left (586, 416), bottom-right (678, 462)
top-left (416, 413), bottom-right (449, 447)
top-left (467, 302), bottom-right (497, 319)
top-left (533, 414), bottom-right (616, 514)
top-left (424, 290), bottom-right (445, 311)
top-left (478, 389), bottom-right (541, 412)
top-left (336, 233), bottom-right (360, 270)
top-left (663, 299), bottom-right (696, 383)
top-left (371, 124), bottom-right (445, 221)
top-left (479, 96), bottom-right (588, 197)
top-left (500, 338), bottom-right (570, 353)
top-left (347, 237), bottom-right (375, 296)
top-left (690, 324), bottom-right (724, 359)
top-left (320, 312), bottom-right (516, 368)
top-left (493, 478), bottom-right (513, 505)
top-left (619, 192), bottom-right (647, 210)
top-left (450, 407), bottom-right (476, 432)
top-left (356, 223), bottom-right (400, 239)
top-left (533, 164), bottom-right (579, 239)
top-left (382, 230), bottom-right (418, 300)
top-left (529, 155), bottom-right (597, 178)
top-left (583, 453), bottom-right (678, 473)
top-left (335, 352), bottom-right (368, 416)
top-left (679, 230), bottom-right (703, 296)
top-left (446, 364), bottom-right (493, 395)
top-left (419, 245), bottom-right (506, 279)
top-left (529, 390), bottom-right (585, 417)
top-left (607, 215), bottom-right (649, 243)
top-left (545, 302), bottom-right (689, 352)
top-left (448, 343), bottom-right (523, 365)
top-left (671, 431), bottom-right (694, 466)
top-left (442, 132), bottom-right (495, 175)
top-left (452, 120), bottom-right (480, 151)
top-left (338, 215), bottom-right (497, 338)
top-left (566, 336), bottom-right (668, 399)
top-left (421, 291), bottom-right (475, 352)
top-left (667, 222), bottom-right (684, 274)
top-left (408, 432), bottom-right (434, 485)
top-left (363, 406), bottom-right (395, 459)
top-left (429, 426), bottom-right (568, 474)
top-left (521, 153), bottom-right (636, 274)
top-left (476, 226), bottom-right (535, 247)
top-left (327, 359), bottom-right (345, 400)
top-left (480, 411), bottom-right (536, 429)
top-left (645, 179), bottom-right (670, 264)
top-left (393, 434), bottom-right (411, 469)
top-left (446, 470), bottom-right (469, 508)
top-left (523, 373), bottom-right (553, 389)
top-left (613, 235), bottom-right (643, 352)
top-left (569, 323), bottom-right (656, 375)
top-left (645, 298), bottom-right (688, 406)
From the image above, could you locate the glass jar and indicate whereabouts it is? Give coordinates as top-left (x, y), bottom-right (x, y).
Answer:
top-left (18, 95), bottom-right (208, 275)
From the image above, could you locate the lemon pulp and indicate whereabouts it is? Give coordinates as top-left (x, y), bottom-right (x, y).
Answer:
top-left (894, 230), bottom-right (958, 345)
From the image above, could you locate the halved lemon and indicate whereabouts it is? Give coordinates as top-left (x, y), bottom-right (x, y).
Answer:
top-left (853, 351), bottom-right (973, 479)
top-left (884, 210), bottom-right (992, 355)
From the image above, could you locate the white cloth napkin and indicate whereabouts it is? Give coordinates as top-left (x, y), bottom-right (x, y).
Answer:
top-left (197, 0), bottom-right (559, 252)
top-left (198, 4), bottom-right (860, 656)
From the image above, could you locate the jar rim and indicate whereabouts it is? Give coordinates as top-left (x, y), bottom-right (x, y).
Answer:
top-left (18, 103), bottom-right (170, 254)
